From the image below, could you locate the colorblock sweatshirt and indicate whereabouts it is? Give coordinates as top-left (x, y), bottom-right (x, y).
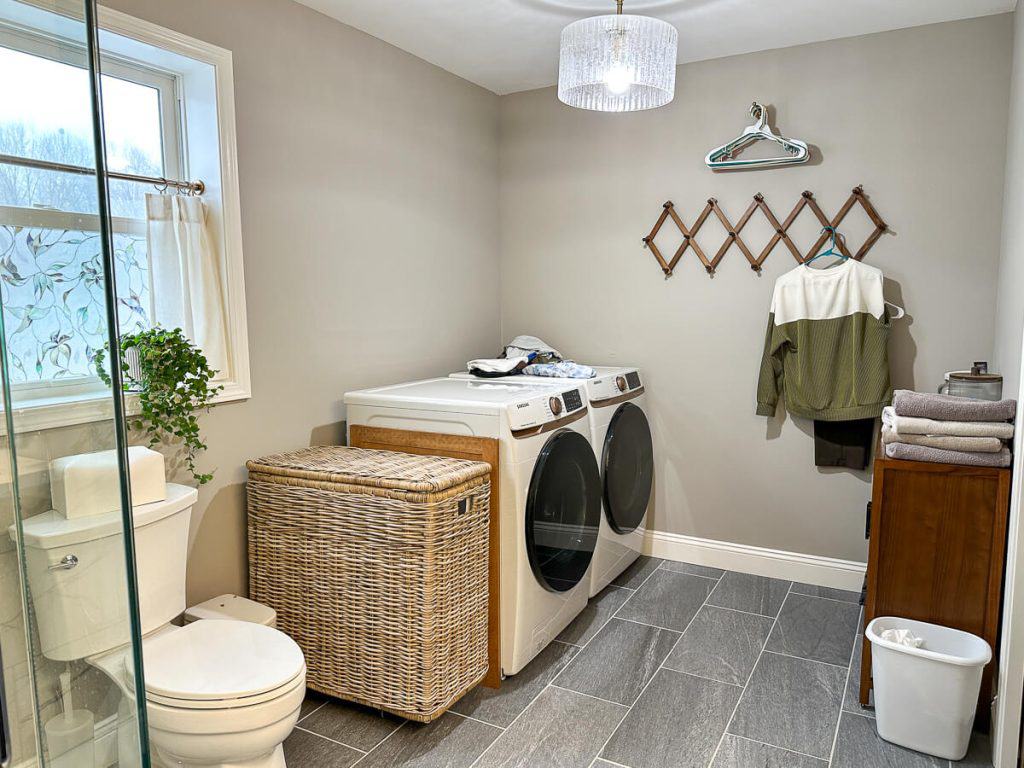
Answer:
top-left (756, 259), bottom-right (891, 421)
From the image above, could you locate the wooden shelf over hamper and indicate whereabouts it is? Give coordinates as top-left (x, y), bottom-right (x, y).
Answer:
top-left (246, 446), bottom-right (492, 723)
top-left (860, 455), bottom-right (1011, 728)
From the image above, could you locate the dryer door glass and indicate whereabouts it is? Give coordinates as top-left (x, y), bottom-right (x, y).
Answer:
top-left (602, 402), bottom-right (654, 534)
top-left (525, 430), bottom-right (601, 592)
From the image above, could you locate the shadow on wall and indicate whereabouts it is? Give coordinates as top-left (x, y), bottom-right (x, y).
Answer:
top-left (309, 420), bottom-right (346, 447)
top-left (885, 276), bottom-right (917, 391)
top-left (185, 482), bottom-right (248, 605)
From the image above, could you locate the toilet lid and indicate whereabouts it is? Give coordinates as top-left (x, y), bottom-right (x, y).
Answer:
top-left (139, 620), bottom-right (305, 703)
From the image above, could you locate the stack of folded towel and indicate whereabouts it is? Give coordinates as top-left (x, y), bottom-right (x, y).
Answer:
top-left (881, 389), bottom-right (1016, 467)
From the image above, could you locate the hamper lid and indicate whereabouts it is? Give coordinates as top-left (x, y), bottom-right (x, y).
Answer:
top-left (246, 446), bottom-right (490, 493)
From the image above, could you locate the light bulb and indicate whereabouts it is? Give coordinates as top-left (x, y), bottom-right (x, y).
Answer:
top-left (604, 62), bottom-right (633, 94)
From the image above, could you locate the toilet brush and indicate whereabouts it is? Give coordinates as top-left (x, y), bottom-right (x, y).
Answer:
top-left (43, 668), bottom-right (95, 766)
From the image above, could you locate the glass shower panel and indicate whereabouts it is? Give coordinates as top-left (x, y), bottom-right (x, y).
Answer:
top-left (0, 1), bottom-right (150, 766)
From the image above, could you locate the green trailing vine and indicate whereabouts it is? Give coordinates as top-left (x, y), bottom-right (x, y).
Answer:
top-left (96, 327), bottom-right (222, 485)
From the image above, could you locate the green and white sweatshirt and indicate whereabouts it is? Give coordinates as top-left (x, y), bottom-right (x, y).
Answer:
top-left (756, 259), bottom-right (891, 421)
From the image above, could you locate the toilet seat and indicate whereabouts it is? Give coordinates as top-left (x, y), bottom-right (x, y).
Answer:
top-left (133, 620), bottom-right (306, 710)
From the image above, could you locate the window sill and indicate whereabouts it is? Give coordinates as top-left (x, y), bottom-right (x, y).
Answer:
top-left (4, 383), bottom-right (248, 435)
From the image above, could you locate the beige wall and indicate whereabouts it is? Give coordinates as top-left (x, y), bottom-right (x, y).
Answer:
top-left (994, 6), bottom-right (1024, 397)
top-left (100, 0), bottom-right (501, 603)
top-left (498, 16), bottom-right (1012, 562)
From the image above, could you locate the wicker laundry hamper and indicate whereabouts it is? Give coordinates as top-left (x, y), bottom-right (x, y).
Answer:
top-left (246, 446), bottom-right (491, 722)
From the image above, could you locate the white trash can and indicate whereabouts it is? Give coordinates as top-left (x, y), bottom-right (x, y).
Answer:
top-left (866, 616), bottom-right (991, 760)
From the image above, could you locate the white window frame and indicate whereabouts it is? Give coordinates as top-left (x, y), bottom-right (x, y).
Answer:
top-left (0, 2), bottom-right (250, 432)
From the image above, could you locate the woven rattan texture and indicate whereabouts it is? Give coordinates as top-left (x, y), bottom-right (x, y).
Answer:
top-left (247, 446), bottom-right (491, 722)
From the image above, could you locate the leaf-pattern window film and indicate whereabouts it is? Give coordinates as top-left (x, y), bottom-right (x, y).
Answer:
top-left (0, 207), bottom-right (150, 382)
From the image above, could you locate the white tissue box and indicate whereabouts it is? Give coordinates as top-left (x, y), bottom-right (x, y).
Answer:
top-left (49, 446), bottom-right (167, 519)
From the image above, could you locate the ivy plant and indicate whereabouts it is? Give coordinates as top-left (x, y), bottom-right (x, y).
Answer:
top-left (96, 327), bottom-right (222, 485)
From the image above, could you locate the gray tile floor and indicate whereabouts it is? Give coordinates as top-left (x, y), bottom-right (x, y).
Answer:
top-left (284, 557), bottom-right (994, 768)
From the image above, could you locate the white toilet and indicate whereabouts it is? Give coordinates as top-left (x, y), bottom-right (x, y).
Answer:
top-left (15, 481), bottom-right (307, 768)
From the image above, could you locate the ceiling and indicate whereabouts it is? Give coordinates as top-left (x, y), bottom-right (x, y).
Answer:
top-left (293, 0), bottom-right (1015, 95)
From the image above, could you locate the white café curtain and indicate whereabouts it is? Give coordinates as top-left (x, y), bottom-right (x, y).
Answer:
top-left (145, 193), bottom-right (230, 379)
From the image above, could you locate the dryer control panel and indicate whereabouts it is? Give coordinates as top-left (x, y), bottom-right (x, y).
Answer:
top-left (506, 385), bottom-right (586, 431)
top-left (589, 368), bottom-right (643, 403)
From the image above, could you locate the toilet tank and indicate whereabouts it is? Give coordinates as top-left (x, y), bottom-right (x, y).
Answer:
top-left (12, 483), bottom-right (198, 661)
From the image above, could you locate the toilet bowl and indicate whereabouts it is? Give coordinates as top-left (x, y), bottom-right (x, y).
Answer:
top-left (91, 619), bottom-right (306, 768)
top-left (13, 481), bottom-right (307, 767)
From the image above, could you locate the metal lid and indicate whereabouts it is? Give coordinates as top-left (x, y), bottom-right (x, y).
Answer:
top-left (948, 370), bottom-right (1002, 383)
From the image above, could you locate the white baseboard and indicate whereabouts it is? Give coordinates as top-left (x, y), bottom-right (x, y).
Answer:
top-left (629, 529), bottom-right (867, 591)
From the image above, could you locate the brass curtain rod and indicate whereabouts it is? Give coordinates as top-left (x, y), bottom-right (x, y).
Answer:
top-left (0, 152), bottom-right (205, 195)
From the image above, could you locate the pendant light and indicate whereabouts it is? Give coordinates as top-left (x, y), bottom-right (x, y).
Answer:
top-left (558, 0), bottom-right (678, 112)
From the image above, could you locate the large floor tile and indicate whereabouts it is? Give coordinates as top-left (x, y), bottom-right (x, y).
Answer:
top-left (710, 733), bottom-right (827, 768)
top-left (960, 731), bottom-right (993, 767)
top-left (299, 699), bottom-right (403, 751)
top-left (660, 560), bottom-right (726, 579)
top-left (663, 605), bottom-right (774, 686)
top-left (832, 712), bottom-right (946, 768)
top-left (451, 640), bottom-right (577, 727)
top-left (790, 582), bottom-right (861, 603)
top-left (298, 690), bottom-right (328, 721)
top-left (554, 618), bottom-right (679, 705)
top-left (765, 593), bottom-right (861, 666)
top-left (284, 728), bottom-right (363, 768)
top-left (843, 615), bottom-right (874, 718)
top-left (611, 556), bottom-right (663, 589)
top-left (727, 652), bottom-right (846, 759)
top-left (354, 713), bottom-right (501, 768)
top-left (707, 572), bottom-right (791, 617)
top-left (615, 570), bottom-right (716, 632)
top-left (474, 686), bottom-right (626, 768)
top-left (556, 586), bottom-right (632, 646)
top-left (601, 669), bottom-right (741, 768)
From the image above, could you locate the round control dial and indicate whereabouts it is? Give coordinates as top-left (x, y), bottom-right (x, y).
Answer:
top-left (549, 396), bottom-right (563, 416)
top-left (616, 376), bottom-right (627, 392)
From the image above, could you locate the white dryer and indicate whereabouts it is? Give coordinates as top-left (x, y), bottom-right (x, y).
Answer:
top-left (343, 378), bottom-right (601, 676)
top-left (451, 367), bottom-right (652, 596)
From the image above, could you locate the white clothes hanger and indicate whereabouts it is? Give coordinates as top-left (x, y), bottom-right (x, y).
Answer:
top-left (705, 102), bottom-right (810, 170)
top-left (885, 301), bottom-right (906, 320)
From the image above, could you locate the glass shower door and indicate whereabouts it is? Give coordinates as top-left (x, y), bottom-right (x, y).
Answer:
top-left (0, 0), bottom-right (150, 766)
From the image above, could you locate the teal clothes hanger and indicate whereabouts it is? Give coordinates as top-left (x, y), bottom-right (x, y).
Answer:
top-left (805, 226), bottom-right (848, 266)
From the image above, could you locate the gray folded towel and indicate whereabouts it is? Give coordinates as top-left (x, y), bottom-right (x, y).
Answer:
top-left (885, 441), bottom-right (1012, 467)
top-left (892, 390), bottom-right (1016, 422)
top-left (881, 407), bottom-right (1015, 439)
top-left (880, 425), bottom-right (1003, 453)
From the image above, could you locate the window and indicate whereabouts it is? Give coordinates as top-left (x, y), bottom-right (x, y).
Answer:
top-left (0, 2), bottom-right (249, 428)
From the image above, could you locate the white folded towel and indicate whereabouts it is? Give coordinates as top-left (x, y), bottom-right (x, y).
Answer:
top-left (881, 406), bottom-right (1014, 439)
top-left (880, 425), bottom-right (1004, 453)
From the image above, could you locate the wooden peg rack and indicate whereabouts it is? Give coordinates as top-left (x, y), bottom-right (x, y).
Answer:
top-left (642, 185), bottom-right (888, 278)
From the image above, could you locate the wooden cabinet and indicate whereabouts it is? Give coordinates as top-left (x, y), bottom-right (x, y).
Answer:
top-left (860, 456), bottom-right (1010, 725)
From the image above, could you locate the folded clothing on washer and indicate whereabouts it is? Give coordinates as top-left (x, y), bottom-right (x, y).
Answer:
top-left (523, 361), bottom-right (596, 379)
top-left (467, 356), bottom-right (532, 378)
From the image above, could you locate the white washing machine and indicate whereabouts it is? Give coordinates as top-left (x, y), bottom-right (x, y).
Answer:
top-left (343, 378), bottom-right (601, 676)
top-left (451, 367), bottom-right (652, 596)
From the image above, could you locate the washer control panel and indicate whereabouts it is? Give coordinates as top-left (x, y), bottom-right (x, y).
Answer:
top-left (588, 368), bottom-right (643, 403)
top-left (506, 385), bottom-right (587, 431)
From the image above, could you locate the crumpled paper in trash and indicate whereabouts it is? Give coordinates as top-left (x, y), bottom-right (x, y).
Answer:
top-left (880, 628), bottom-right (925, 648)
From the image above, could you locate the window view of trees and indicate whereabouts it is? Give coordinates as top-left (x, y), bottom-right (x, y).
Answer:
top-left (0, 52), bottom-right (162, 383)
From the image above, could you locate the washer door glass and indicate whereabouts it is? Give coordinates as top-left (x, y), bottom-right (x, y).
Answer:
top-left (525, 430), bottom-right (601, 592)
top-left (602, 402), bottom-right (653, 534)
